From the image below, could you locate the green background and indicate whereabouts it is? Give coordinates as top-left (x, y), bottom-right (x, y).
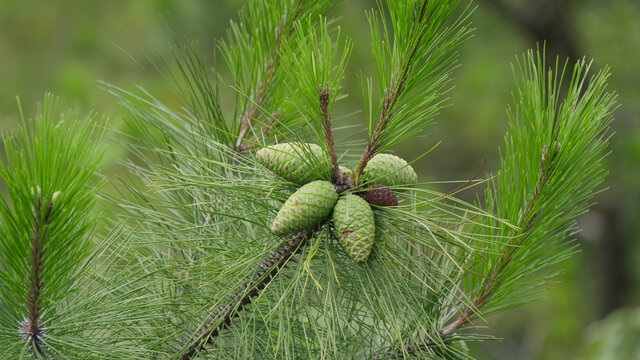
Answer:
top-left (1, 1), bottom-right (638, 358)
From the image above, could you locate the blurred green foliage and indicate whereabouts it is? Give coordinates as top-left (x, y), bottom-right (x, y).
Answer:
top-left (0, 0), bottom-right (638, 359)
top-left (584, 307), bottom-right (640, 359)
top-left (0, 0), bottom-right (238, 124)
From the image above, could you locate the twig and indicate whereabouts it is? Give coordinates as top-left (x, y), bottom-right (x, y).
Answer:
top-left (234, 0), bottom-right (306, 153)
top-left (178, 229), bottom-right (313, 360)
top-left (21, 194), bottom-right (55, 355)
top-left (354, 0), bottom-right (430, 184)
top-left (319, 87), bottom-right (340, 179)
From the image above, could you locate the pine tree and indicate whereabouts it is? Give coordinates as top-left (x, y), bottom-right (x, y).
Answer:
top-left (0, 1), bottom-right (617, 359)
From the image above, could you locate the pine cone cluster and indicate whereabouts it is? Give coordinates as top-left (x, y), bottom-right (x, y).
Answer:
top-left (258, 143), bottom-right (416, 263)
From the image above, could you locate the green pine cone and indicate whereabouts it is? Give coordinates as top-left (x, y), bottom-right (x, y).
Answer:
top-left (271, 180), bottom-right (338, 236)
top-left (256, 142), bottom-right (332, 184)
top-left (333, 194), bottom-right (375, 263)
top-left (363, 153), bottom-right (417, 188)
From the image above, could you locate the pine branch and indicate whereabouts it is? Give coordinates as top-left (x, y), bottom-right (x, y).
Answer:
top-left (234, 0), bottom-right (307, 153)
top-left (378, 152), bottom-right (557, 354)
top-left (22, 194), bottom-right (56, 355)
top-left (355, 0), bottom-right (430, 185)
top-left (101, 2), bottom-right (615, 358)
top-left (0, 94), bottom-right (106, 358)
top-left (366, 50), bottom-right (616, 359)
top-left (177, 229), bottom-right (313, 359)
top-left (319, 87), bottom-right (340, 179)
top-left (440, 146), bottom-right (558, 336)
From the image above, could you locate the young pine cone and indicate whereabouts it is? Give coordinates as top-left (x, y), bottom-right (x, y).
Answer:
top-left (256, 142), bottom-right (332, 185)
top-left (363, 153), bottom-right (417, 188)
top-left (360, 184), bottom-right (398, 207)
top-left (333, 194), bottom-right (375, 263)
top-left (270, 180), bottom-right (338, 236)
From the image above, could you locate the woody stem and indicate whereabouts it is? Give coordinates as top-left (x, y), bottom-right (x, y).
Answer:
top-left (319, 87), bottom-right (340, 179)
top-left (24, 197), bottom-right (54, 354)
top-left (178, 230), bottom-right (313, 359)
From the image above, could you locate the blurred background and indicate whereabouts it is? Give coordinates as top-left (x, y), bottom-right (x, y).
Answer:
top-left (0, 0), bottom-right (638, 358)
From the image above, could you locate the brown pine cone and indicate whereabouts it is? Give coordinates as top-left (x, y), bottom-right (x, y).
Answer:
top-left (360, 184), bottom-right (398, 207)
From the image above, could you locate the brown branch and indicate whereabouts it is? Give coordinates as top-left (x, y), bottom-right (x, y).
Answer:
top-left (355, 0), bottom-right (430, 184)
top-left (21, 194), bottom-right (55, 355)
top-left (178, 229), bottom-right (313, 360)
top-left (319, 87), bottom-right (340, 180)
top-left (235, 0), bottom-right (306, 153)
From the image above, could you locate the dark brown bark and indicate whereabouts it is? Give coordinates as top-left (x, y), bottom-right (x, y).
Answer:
top-left (319, 87), bottom-right (340, 181)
